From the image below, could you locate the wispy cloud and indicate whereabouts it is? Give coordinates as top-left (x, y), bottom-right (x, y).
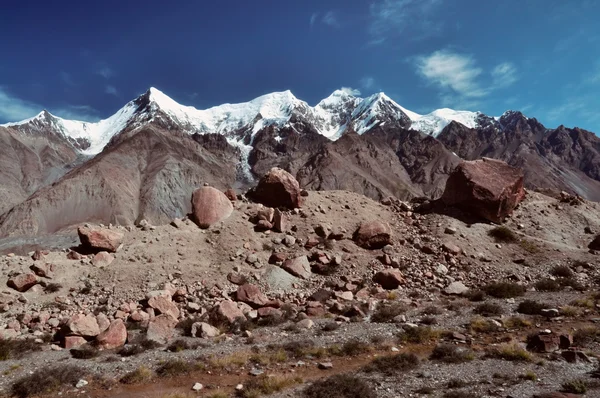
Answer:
top-left (491, 62), bottom-right (518, 87)
top-left (60, 71), bottom-right (75, 86)
top-left (0, 87), bottom-right (41, 121)
top-left (369, 0), bottom-right (443, 44)
top-left (416, 50), bottom-right (487, 98)
top-left (96, 66), bottom-right (114, 79)
top-left (322, 11), bottom-right (340, 28)
top-left (340, 87), bottom-right (361, 96)
top-left (414, 50), bottom-right (519, 109)
top-left (310, 10), bottom-right (340, 28)
top-left (0, 86), bottom-right (99, 123)
top-left (360, 76), bottom-right (376, 91)
top-left (105, 85), bottom-right (118, 96)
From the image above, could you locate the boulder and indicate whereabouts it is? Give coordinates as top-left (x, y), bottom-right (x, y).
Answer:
top-left (95, 319), bottom-right (127, 349)
top-left (236, 284), bottom-right (271, 308)
top-left (67, 314), bottom-right (100, 337)
top-left (224, 188), bottom-right (237, 201)
top-left (212, 300), bottom-right (245, 324)
top-left (191, 322), bottom-right (221, 338)
top-left (92, 251), bottom-right (114, 267)
top-left (373, 270), bottom-right (405, 289)
top-left (30, 263), bottom-right (55, 278)
top-left (444, 282), bottom-right (468, 295)
top-left (190, 186), bottom-right (234, 229)
top-left (272, 209), bottom-right (289, 233)
top-left (353, 221), bottom-right (392, 249)
top-left (147, 295), bottom-right (180, 319)
top-left (281, 256), bottom-right (311, 279)
top-left (77, 226), bottom-right (124, 253)
top-left (146, 314), bottom-right (178, 344)
top-left (7, 273), bottom-right (38, 292)
top-left (440, 158), bottom-right (526, 224)
top-left (63, 336), bottom-right (87, 349)
top-left (588, 234), bottom-right (600, 251)
top-left (247, 167), bottom-right (303, 209)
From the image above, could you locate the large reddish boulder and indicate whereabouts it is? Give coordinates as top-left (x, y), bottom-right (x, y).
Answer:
top-left (236, 284), bottom-right (271, 308)
top-left (247, 168), bottom-right (303, 209)
top-left (148, 295), bottom-right (180, 319)
top-left (190, 186), bottom-right (234, 229)
top-left (353, 221), bottom-right (392, 249)
top-left (78, 226), bottom-right (124, 253)
top-left (373, 270), bottom-right (405, 289)
top-left (146, 314), bottom-right (178, 344)
top-left (67, 314), bottom-right (100, 337)
top-left (281, 256), bottom-right (311, 279)
top-left (95, 319), bottom-right (127, 349)
top-left (440, 158), bottom-right (525, 224)
top-left (7, 273), bottom-right (38, 292)
top-left (211, 300), bottom-right (245, 324)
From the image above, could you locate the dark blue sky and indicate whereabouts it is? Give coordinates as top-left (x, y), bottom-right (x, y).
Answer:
top-left (1, 0), bottom-right (599, 131)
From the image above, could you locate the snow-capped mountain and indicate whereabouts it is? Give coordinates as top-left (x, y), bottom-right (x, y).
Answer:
top-left (2, 87), bottom-right (494, 156)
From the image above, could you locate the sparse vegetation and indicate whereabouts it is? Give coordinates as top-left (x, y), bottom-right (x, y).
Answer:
top-left (397, 326), bottom-right (440, 344)
top-left (488, 226), bottom-right (518, 243)
top-left (551, 265), bottom-right (573, 278)
top-left (304, 374), bottom-right (376, 398)
top-left (70, 346), bottom-right (100, 359)
top-left (561, 379), bottom-right (588, 394)
top-left (517, 299), bottom-right (549, 315)
top-left (473, 302), bottom-right (503, 316)
top-left (321, 321), bottom-right (340, 332)
top-left (559, 305), bottom-right (582, 317)
top-left (240, 375), bottom-right (303, 398)
top-left (167, 339), bottom-right (201, 352)
top-left (535, 278), bottom-right (562, 292)
top-left (486, 343), bottom-right (532, 362)
top-left (371, 302), bottom-right (407, 323)
top-left (421, 305), bottom-right (443, 315)
top-left (430, 344), bottom-right (474, 363)
top-left (447, 378), bottom-right (469, 388)
top-left (521, 370), bottom-right (537, 381)
top-left (443, 392), bottom-right (479, 398)
top-left (362, 353), bottom-right (419, 376)
top-left (484, 281), bottom-right (525, 298)
top-left (0, 338), bottom-right (41, 361)
top-left (573, 326), bottom-right (600, 347)
top-left (44, 282), bottom-right (63, 293)
top-left (469, 316), bottom-right (499, 333)
top-left (156, 360), bottom-right (195, 377)
top-left (11, 365), bottom-right (85, 398)
top-left (120, 366), bottom-right (153, 384)
top-left (464, 289), bottom-right (486, 302)
top-left (503, 317), bottom-right (531, 329)
top-left (519, 239), bottom-right (540, 253)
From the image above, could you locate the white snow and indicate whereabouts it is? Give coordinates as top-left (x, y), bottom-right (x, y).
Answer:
top-left (2, 86), bottom-right (489, 156)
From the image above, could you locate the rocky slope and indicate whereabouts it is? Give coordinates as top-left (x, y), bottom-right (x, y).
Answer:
top-left (3, 88), bottom-right (600, 239)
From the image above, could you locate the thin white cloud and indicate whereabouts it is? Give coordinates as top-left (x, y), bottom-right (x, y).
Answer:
top-left (416, 50), bottom-right (487, 98)
top-left (340, 87), bottom-right (361, 96)
top-left (322, 11), bottom-right (340, 28)
top-left (60, 71), bottom-right (75, 86)
top-left (309, 12), bottom-right (319, 28)
top-left (97, 66), bottom-right (114, 79)
top-left (0, 86), bottom-right (99, 123)
top-left (369, 0), bottom-right (443, 44)
top-left (491, 62), bottom-right (518, 87)
top-left (105, 85), bottom-right (118, 96)
top-left (360, 76), bottom-right (376, 91)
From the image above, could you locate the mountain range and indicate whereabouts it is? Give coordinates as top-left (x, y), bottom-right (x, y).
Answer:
top-left (1, 87), bottom-right (600, 238)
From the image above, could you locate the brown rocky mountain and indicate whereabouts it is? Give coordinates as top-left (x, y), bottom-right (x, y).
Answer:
top-left (1, 88), bottom-right (600, 239)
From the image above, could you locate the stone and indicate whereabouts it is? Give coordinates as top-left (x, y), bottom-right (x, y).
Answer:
top-left (148, 295), bottom-right (180, 319)
top-left (192, 383), bottom-right (204, 392)
top-left (67, 314), bottom-right (100, 337)
top-left (256, 206), bottom-right (275, 222)
top-left (247, 167), bottom-right (303, 209)
top-left (227, 272), bottom-right (247, 285)
top-left (30, 263), bottom-right (55, 278)
top-left (442, 243), bottom-right (461, 255)
top-left (257, 307), bottom-right (283, 318)
top-left (296, 319), bottom-right (314, 329)
top-left (236, 284), bottom-right (271, 308)
top-left (272, 209), bottom-right (289, 233)
top-left (7, 273), bottom-right (38, 292)
top-left (318, 362), bottom-right (333, 370)
top-left (561, 350), bottom-right (591, 363)
top-left (541, 308), bottom-right (560, 318)
top-left (146, 314), bottom-right (178, 344)
top-left (440, 158), bottom-right (526, 223)
top-left (224, 188), bottom-right (237, 201)
top-left (191, 322), bottom-right (221, 338)
top-left (63, 336), bottom-right (87, 349)
top-left (92, 251), bottom-right (114, 267)
top-left (77, 226), bottom-right (124, 253)
top-left (66, 250), bottom-right (82, 260)
top-left (95, 319), bottom-right (127, 349)
top-left (588, 234), bottom-right (600, 251)
top-left (527, 334), bottom-right (559, 353)
top-left (212, 300), bottom-right (245, 324)
top-left (373, 270), bottom-right (405, 289)
top-left (190, 186), bottom-right (234, 229)
top-left (444, 227), bottom-right (457, 235)
top-left (96, 313), bottom-right (111, 332)
top-left (281, 256), bottom-right (311, 279)
top-left (444, 282), bottom-right (468, 295)
top-left (353, 221), bottom-right (392, 249)
top-left (76, 379), bottom-right (88, 388)
top-left (268, 252), bottom-right (287, 264)
top-left (255, 219), bottom-right (273, 231)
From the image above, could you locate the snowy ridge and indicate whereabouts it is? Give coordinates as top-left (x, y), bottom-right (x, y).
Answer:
top-left (2, 86), bottom-right (488, 155)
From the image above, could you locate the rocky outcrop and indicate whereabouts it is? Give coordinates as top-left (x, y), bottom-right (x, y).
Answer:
top-left (440, 158), bottom-right (526, 223)
top-left (78, 226), bottom-right (124, 253)
top-left (353, 221), bottom-right (392, 249)
top-left (95, 319), bottom-right (127, 349)
top-left (190, 186), bottom-right (234, 229)
top-left (247, 167), bottom-right (303, 209)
